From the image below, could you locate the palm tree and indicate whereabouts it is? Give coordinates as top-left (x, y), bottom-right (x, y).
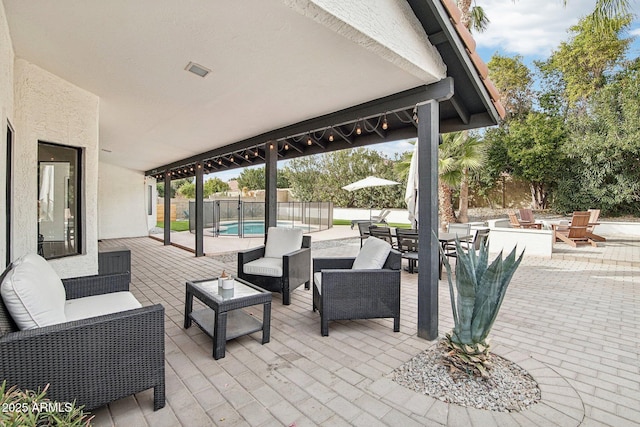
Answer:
top-left (439, 132), bottom-right (486, 227)
top-left (456, 135), bottom-right (486, 223)
top-left (439, 132), bottom-right (465, 229)
top-left (457, 0), bottom-right (631, 33)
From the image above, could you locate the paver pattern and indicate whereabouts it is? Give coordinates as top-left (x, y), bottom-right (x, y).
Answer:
top-left (91, 234), bottom-right (640, 426)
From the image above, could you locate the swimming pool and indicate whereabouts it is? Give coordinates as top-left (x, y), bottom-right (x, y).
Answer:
top-left (217, 221), bottom-right (305, 235)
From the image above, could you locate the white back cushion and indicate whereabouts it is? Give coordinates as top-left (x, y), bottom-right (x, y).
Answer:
top-left (1, 253), bottom-right (67, 329)
top-left (352, 237), bottom-right (391, 270)
top-left (264, 227), bottom-right (303, 258)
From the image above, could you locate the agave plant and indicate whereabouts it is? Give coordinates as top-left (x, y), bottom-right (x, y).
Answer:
top-left (440, 237), bottom-right (524, 378)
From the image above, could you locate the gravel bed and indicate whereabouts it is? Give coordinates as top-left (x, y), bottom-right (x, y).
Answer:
top-left (392, 343), bottom-right (541, 412)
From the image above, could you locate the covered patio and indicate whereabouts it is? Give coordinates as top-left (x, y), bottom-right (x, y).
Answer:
top-left (91, 235), bottom-right (640, 426)
top-left (3, 1), bottom-right (639, 425)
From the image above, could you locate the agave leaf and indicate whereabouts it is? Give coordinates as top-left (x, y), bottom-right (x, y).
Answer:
top-left (475, 236), bottom-right (489, 284)
top-left (471, 246), bottom-right (524, 342)
top-left (437, 232), bottom-right (460, 332)
top-left (452, 239), bottom-right (479, 344)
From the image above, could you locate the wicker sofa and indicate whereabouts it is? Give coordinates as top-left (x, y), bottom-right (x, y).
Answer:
top-left (312, 237), bottom-right (401, 336)
top-left (0, 254), bottom-right (165, 411)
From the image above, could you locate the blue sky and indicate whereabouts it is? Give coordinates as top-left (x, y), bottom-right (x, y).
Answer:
top-left (210, 0), bottom-right (640, 182)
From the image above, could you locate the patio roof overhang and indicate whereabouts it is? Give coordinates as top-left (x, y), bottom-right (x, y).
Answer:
top-left (5, 1), bottom-right (501, 178)
top-left (144, 0), bottom-right (503, 180)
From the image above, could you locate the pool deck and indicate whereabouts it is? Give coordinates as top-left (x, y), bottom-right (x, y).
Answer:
top-left (87, 229), bottom-right (640, 426)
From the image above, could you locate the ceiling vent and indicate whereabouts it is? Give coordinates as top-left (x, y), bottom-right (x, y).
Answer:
top-left (185, 62), bottom-right (211, 78)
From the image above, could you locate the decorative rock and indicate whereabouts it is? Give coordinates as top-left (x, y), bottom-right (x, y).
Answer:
top-left (392, 344), bottom-right (541, 412)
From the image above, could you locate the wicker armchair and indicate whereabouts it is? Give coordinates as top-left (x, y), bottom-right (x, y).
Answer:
top-left (238, 227), bottom-right (311, 305)
top-left (0, 265), bottom-right (165, 411)
top-left (312, 248), bottom-right (401, 336)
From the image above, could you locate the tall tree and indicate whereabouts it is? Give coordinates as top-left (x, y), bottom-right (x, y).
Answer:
top-left (176, 177), bottom-right (230, 199)
top-left (237, 166), bottom-right (290, 190)
top-left (487, 54), bottom-right (533, 119)
top-left (556, 60), bottom-right (640, 215)
top-left (285, 148), bottom-right (405, 208)
top-left (541, 15), bottom-right (631, 107)
top-left (505, 112), bottom-right (567, 209)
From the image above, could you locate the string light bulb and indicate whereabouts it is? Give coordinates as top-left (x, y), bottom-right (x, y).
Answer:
top-left (254, 149), bottom-right (259, 157)
top-left (307, 136), bottom-right (312, 146)
top-left (356, 122), bottom-right (362, 135)
top-left (245, 152), bottom-right (249, 160)
top-left (229, 155), bottom-right (234, 162)
top-left (269, 143), bottom-right (274, 150)
top-left (382, 115), bottom-right (388, 130)
top-left (218, 158), bottom-right (222, 165)
top-left (329, 131), bottom-right (334, 142)
top-left (284, 143), bottom-right (289, 150)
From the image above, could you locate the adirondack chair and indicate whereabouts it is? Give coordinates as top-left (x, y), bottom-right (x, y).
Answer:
top-left (552, 211), bottom-right (597, 247)
top-left (518, 208), bottom-right (539, 226)
top-left (586, 209), bottom-right (606, 242)
top-left (509, 212), bottom-right (541, 229)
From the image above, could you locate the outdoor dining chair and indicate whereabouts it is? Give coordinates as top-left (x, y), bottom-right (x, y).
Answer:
top-left (395, 228), bottom-right (419, 273)
top-left (357, 221), bottom-right (372, 248)
top-left (368, 225), bottom-right (397, 249)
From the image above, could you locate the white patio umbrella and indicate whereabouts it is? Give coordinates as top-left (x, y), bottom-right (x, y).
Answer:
top-left (404, 143), bottom-right (419, 229)
top-left (342, 176), bottom-right (399, 219)
top-left (342, 176), bottom-right (400, 192)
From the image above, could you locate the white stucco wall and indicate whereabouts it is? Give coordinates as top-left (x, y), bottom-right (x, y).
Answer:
top-left (98, 161), bottom-right (153, 239)
top-left (286, 0), bottom-right (446, 83)
top-left (0, 0), bottom-right (14, 268)
top-left (13, 59), bottom-right (99, 278)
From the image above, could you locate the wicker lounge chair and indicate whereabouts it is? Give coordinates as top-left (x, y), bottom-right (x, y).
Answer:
top-left (312, 238), bottom-right (401, 336)
top-left (238, 227), bottom-right (311, 305)
top-left (0, 256), bottom-right (165, 411)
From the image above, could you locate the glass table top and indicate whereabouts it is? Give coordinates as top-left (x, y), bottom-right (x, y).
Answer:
top-left (191, 278), bottom-right (263, 302)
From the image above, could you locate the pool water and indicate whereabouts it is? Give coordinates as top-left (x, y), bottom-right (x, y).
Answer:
top-left (218, 221), bottom-right (297, 235)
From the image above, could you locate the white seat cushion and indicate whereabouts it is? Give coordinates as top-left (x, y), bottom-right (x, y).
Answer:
top-left (352, 237), bottom-right (391, 270)
top-left (313, 272), bottom-right (322, 294)
top-left (65, 292), bottom-right (142, 322)
top-left (264, 227), bottom-right (303, 258)
top-left (0, 253), bottom-right (67, 329)
top-left (243, 257), bottom-right (283, 277)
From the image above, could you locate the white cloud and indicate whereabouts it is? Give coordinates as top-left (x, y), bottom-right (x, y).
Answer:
top-left (473, 0), bottom-right (640, 58)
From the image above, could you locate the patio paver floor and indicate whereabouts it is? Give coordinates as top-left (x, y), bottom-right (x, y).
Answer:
top-left (91, 234), bottom-right (640, 426)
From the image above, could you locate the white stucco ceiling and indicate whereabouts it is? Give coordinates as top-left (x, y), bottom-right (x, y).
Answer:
top-left (4, 0), bottom-right (445, 172)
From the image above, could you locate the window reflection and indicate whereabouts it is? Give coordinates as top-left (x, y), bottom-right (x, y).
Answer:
top-left (37, 142), bottom-right (81, 259)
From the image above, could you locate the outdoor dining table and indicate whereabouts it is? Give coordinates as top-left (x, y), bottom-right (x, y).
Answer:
top-left (388, 229), bottom-right (472, 275)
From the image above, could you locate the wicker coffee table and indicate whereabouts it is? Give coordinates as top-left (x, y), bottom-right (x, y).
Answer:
top-left (184, 277), bottom-right (272, 359)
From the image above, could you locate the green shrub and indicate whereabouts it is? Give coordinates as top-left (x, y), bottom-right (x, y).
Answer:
top-left (0, 381), bottom-right (92, 426)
